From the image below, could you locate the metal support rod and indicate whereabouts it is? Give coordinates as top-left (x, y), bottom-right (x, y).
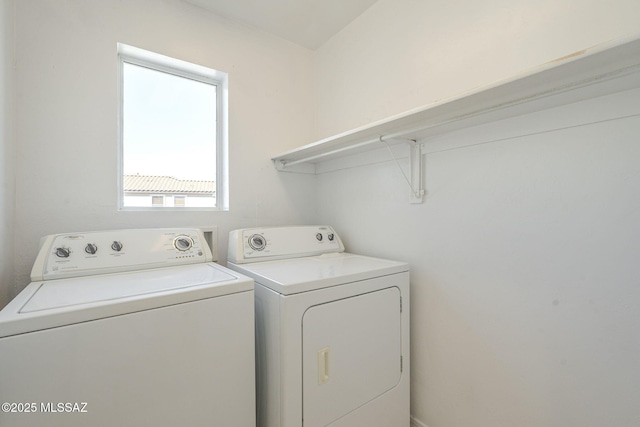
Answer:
top-left (277, 134), bottom-right (426, 204)
top-left (277, 128), bottom-right (425, 168)
top-left (279, 137), bottom-right (383, 168)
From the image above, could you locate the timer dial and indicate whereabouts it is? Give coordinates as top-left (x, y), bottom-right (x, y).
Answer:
top-left (248, 234), bottom-right (266, 251)
top-left (174, 235), bottom-right (194, 252)
top-left (55, 247), bottom-right (71, 258)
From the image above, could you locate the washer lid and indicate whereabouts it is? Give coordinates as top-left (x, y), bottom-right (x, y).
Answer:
top-left (0, 263), bottom-right (253, 337)
top-left (22, 263), bottom-right (240, 313)
top-left (228, 252), bottom-right (408, 295)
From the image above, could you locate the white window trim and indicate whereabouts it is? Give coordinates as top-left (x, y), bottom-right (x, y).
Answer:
top-left (116, 43), bottom-right (229, 211)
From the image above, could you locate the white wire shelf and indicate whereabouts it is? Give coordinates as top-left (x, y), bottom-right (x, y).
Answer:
top-left (273, 33), bottom-right (640, 175)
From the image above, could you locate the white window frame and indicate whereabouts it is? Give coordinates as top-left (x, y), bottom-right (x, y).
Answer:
top-left (117, 43), bottom-right (229, 211)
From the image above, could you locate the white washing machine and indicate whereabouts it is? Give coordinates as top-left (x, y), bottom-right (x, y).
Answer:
top-left (227, 225), bottom-right (410, 427)
top-left (0, 228), bottom-right (255, 427)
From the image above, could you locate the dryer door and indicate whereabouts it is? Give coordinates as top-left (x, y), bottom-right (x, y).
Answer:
top-left (302, 287), bottom-right (402, 427)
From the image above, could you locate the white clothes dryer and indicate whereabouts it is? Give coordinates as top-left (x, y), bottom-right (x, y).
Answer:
top-left (0, 228), bottom-right (255, 427)
top-left (227, 225), bottom-right (410, 427)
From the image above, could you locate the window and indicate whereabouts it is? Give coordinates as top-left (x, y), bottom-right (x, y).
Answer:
top-left (151, 195), bottom-right (164, 207)
top-left (173, 196), bottom-right (186, 207)
top-left (118, 44), bottom-right (228, 210)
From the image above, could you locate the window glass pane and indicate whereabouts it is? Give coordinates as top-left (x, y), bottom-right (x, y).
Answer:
top-left (151, 195), bottom-right (164, 206)
top-left (122, 62), bottom-right (217, 208)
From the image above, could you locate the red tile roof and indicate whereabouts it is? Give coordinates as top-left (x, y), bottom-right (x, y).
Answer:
top-left (123, 175), bottom-right (215, 194)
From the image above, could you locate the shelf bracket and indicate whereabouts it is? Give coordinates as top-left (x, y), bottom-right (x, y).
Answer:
top-left (380, 136), bottom-right (425, 204)
top-left (409, 141), bottom-right (425, 204)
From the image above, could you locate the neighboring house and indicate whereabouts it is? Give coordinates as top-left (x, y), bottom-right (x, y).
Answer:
top-left (123, 175), bottom-right (215, 207)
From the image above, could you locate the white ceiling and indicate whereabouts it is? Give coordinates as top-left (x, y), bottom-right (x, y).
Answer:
top-left (183, 0), bottom-right (378, 50)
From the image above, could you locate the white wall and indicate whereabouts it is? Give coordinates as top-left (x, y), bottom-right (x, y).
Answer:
top-left (314, 0), bottom-right (640, 426)
top-left (9, 0), bottom-right (317, 295)
top-left (6, 0), bottom-right (640, 425)
top-left (0, 0), bottom-right (15, 308)
top-left (315, 0), bottom-right (640, 138)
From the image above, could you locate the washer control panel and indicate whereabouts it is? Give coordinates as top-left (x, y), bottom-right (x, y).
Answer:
top-left (228, 225), bottom-right (344, 264)
top-left (31, 228), bottom-right (213, 281)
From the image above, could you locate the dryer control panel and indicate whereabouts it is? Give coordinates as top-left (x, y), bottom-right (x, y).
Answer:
top-left (31, 228), bottom-right (213, 281)
top-left (228, 225), bottom-right (345, 264)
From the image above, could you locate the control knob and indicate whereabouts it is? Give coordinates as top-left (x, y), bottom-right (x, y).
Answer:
top-left (55, 247), bottom-right (71, 258)
top-left (174, 235), bottom-right (194, 252)
top-left (85, 243), bottom-right (98, 255)
top-left (248, 234), bottom-right (266, 251)
top-left (111, 241), bottom-right (123, 252)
